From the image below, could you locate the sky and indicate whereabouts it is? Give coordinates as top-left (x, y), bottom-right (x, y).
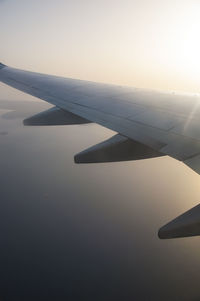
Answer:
top-left (1, 0), bottom-right (200, 92)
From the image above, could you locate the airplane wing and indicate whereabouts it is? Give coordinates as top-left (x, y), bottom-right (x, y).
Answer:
top-left (1, 62), bottom-right (200, 239)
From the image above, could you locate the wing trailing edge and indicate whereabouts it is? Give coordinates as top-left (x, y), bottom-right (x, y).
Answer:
top-left (74, 134), bottom-right (164, 164)
top-left (23, 106), bottom-right (92, 126)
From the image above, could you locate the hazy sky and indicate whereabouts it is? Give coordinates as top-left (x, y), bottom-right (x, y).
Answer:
top-left (1, 0), bottom-right (200, 92)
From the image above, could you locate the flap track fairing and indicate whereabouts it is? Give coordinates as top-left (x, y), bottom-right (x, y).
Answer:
top-left (23, 107), bottom-right (91, 126)
top-left (74, 134), bottom-right (164, 164)
top-left (159, 203), bottom-right (200, 239)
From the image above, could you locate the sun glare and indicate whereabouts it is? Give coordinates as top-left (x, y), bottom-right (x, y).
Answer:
top-left (171, 6), bottom-right (200, 82)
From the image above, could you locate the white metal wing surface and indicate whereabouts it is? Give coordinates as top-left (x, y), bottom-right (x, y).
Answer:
top-left (1, 62), bottom-right (200, 238)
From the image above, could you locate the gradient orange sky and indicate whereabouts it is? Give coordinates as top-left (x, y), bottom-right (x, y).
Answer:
top-left (1, 0), bottom-right (200, 92)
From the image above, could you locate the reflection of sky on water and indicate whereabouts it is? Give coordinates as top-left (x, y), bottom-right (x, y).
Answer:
top-left (1, 87), bottom-right (200, 300)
